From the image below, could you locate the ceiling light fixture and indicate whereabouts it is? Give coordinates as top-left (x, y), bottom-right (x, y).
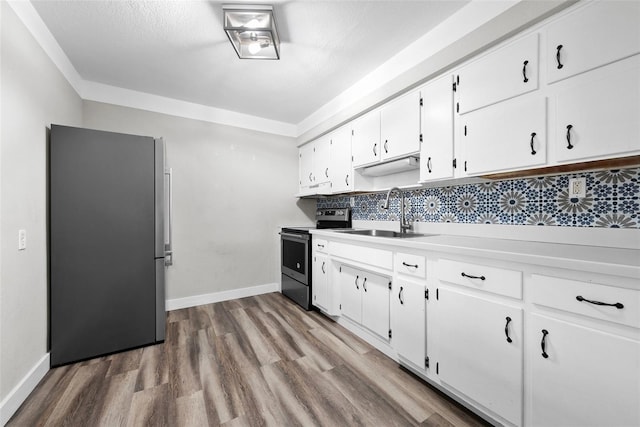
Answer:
top-left (223, 4), bottom-right (280, 60)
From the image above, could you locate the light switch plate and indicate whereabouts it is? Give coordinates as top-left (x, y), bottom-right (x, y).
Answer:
top-left (568, 177), bottom-right (586, 199)
top-left (18, 229), bottom-right (26, 250)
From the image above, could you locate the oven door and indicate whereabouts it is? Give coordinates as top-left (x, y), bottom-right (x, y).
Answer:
top-left (280, 231), bottom-right (310, 284)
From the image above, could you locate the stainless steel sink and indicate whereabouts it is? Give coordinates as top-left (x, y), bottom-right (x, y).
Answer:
top-left (338, 229), bottom-right (429, 238)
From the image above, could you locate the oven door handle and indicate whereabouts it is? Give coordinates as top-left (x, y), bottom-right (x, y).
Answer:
top-left (279, 232), bottom-right (310, 241)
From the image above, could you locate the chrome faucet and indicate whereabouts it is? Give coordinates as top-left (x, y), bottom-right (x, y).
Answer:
top-left (382, 187), bottom-right (412, 233)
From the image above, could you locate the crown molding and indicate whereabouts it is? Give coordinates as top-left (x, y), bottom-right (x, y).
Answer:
top-left (7, 0), bottom-right (297, 137)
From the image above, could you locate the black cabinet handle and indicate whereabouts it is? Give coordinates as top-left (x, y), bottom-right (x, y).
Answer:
top-left (325, 167), bottom-right (329, 178)
top-left (399, 286), bottom-right (404, 305)
top-left (402, 261), bottom-right (419, 269)
top-left (505, 317), bottom-right (513, 343)
top-left (461, 272), bottom-right (486, 281)
top-left (523, 60), bottom-right (529, 83)
top-left (556, 45), bottom-right (564, 69)
top-left (541, 329), bottom-right (549, 358)
top-left (576, 295), bottom-right (623, 309)
top-left (355, 275), bottom-right (359, 290)
top-left (363, 277), bottom-right (367, 292)
top-left (317, 243), bottom-right (324, 248)
top-left (321, 261), bottom-right (325, 274)
top-left (373, 143), bottom-right (377, 156)
top-left (345, 174), bottom-right (349, 186)
top-left (566, 124), bottom-right (574, 149)
top-left (530, 132), bottom-right (537, 155)
top-left (384, 140), bottom-right (389, 153)
top-left (427, 157), bottom-right (432, 173)
top-left (308, 172), bottom-right (313, 182)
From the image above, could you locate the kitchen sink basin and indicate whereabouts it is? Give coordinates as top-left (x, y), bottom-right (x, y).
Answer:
top-left (338, 229), bottom-right (430, 238)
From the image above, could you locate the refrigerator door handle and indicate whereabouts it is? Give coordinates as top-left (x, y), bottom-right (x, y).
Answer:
top-left (164, 167), bottom-right (173, 266)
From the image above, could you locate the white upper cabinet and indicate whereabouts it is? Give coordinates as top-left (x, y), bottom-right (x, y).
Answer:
top-left (380, 90), bottom-right (422, 161)
top-left (420, 75), bottom-right (454, 182)
top-left (313, 135), bottom-right (331, 186)
top-left (460, 95), bottom-right (546, 176)
top-left (456, 33), bottom-right (539, 115)
top-left (546, 1), bottom-right (640, 84)
top-left (298, 142), bottom-right (315, 189)
top-left (352, 109), bottom-right (381, 168)
top-left (329, 125), bottom-right (353, 193)
top-left (554, 56), bottom-right (640, 163)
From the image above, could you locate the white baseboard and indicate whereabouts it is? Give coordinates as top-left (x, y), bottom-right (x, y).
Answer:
top-left (166, 282), bottom-right (280, 311)
top-left (0, 353), bottom-right (49, 426)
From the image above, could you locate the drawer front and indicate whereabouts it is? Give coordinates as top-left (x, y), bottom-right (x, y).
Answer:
top-left (437, 259), bottom-right (522, 300)
top-left (395, 252), bottom-right (426, 279)
top-left (531, 275), bottom-right (640, 328)
top-left (313, 238), bottom-right (328, 253)
top-left (331, 242), bottom-right (393, 270)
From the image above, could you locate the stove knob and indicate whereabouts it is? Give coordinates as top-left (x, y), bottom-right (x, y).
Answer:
top-left (317, 211), bottom-right (322, 216)
top-left (337, 210), bottom-right (343, 216)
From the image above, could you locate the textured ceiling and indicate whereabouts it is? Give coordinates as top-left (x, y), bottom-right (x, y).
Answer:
top-left (31, 1), bottom-right (469, 125)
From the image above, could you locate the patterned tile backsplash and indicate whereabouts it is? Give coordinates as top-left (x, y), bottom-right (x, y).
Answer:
top-left (317, 168), bottom-right (639, 228)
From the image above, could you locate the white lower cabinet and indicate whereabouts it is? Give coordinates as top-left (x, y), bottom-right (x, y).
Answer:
top-left (339, 264), bottom-right (391, 339)
top-left (391, 279), bottom-right (426, 369)
top-left (529, 314), bottom-right (640, 427)
top-left (436, 288), bottom-right (523, 425)
top-left (312, 253), bottom-right (329, 311)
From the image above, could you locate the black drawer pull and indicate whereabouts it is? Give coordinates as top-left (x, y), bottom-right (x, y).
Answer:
top-left (566, 124), bottom-right (574, 149)
top-left (505, 317), bottom-right (513, 343)
top-left (402, 262), bottom-right (419, 269)
top-left (522, 60), bottom-right (529, 83)
top-left (399, 286), bottom-right (404, 305)
top-left (576, 295), bottom-right (623, 309)
top-left (317, 244), bottom-right (324, 248)
top-left (530, 132), bottom-right (537, 155)
top-left (556, 45), bottom-right (564, 69)
top-left (541, 329), bottom-right (549, 358)
top-left (461, 272), bottom-right (485, 281)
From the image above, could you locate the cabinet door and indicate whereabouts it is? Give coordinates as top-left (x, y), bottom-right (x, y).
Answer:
top-left (456, 33), bottom-right (539, 115)
top-left (352, 110), bottom-right (381, 167)
top-left (299, 143), bottom-right (315, 188)
top-left (329, 126), bottom-right (353, 193)
top-left (420, 75), bottom-right (454, 182)
top-left (339, 265), bottom-right (362, 323)
top-left (437, 289), bottom-right (523, 425)
top-left (361, 271), bottom-right (391, 339)
top-left (461, 95), bottom-right (546, 175)
top-left (546, 1), bottom-right (640, 84)
top-left (555, 58), bottom-right (640, 163)
top-left (391, 280), bottom-right (426, 368)
top-left (313, 136), bottom-right (331, 185)
top-left (380, 91), bottom-right (421, 161)
top-left (530, 314), bottom-right (640, 427)
top-left (312, 253), bottom-right (329, 310)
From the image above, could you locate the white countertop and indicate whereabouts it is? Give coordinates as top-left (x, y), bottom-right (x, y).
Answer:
top-left (311, 229), bottom-right (640, 280)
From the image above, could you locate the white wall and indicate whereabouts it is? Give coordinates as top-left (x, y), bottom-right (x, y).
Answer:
top-left (0, 0), bottom-right (82, 408)
top-left (82, 101), bottom-right (315, 301)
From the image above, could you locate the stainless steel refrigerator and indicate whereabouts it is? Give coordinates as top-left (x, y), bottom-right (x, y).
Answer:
top-left (49, 124), bottom-right (171, 367)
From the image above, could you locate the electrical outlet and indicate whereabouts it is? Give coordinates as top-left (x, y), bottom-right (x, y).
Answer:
top-left (568, 177), bottom-right (586, 199)
top-left (18, 229), bottom-right (27, 250)
top-left (350, 196), bottom-right (355, 207)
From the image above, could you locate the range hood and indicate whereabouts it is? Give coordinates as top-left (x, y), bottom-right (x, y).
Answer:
top-left (359, 156), bottom-right (420, 177)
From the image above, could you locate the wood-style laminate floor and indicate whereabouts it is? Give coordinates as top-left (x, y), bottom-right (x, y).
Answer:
top-left (8, 292), bottom-right (489, 427)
